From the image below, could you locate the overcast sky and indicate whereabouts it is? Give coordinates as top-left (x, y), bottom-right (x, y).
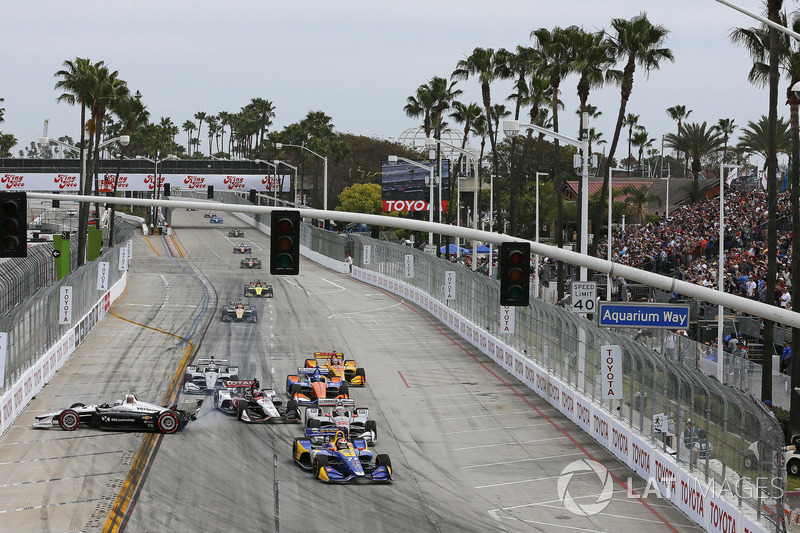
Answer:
top-left (0, 0), bottom-right (790, 161)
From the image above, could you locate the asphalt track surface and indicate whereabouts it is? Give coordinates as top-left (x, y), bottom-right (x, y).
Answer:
top-left (0, 210), bottom-right (704, 532)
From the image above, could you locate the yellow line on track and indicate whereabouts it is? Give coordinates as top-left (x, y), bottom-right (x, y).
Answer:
top-left (170, 231), bottom-right (186, 258)
top-left (142, 235), bottom-right (160, 256)
top-left (102, 279), bottom-right (197, 532)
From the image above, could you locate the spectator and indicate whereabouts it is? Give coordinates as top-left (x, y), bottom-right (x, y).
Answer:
top-left (763, 400), bottom-right (776, 418)
top-left (664, 332), bottom-right (677, 360)
top-left (344, 254), bottom-right (353, 273)
top-left (781, 341), bottom-right (792, 374)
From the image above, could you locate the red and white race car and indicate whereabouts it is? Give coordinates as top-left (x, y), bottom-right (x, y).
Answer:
top-left (214, 380), bottom-right (300, 423)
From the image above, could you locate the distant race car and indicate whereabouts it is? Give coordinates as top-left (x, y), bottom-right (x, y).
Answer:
top-left (221, 300), bottom-right (258, 323)
top-left (304, 398), bottom-right (377, 444)
top-left (214, 379), bottom-right (301, 423)
top-left (286, 366), bottom-right (349, 405)
top-left (210, 216), bottom-right (223, 224)
top-left (183, 357), bottom-right (239, 394)
top-left (228, 228), bottom-right (244, 238)
top-left (204, 211), bottom-right (216, 218)
top-left (233, 243), bottom-right (252, 254)
top-left (32, 392), bottom-right (202, 434)
top-left (244, 280), bottom-right (273, 298)
top-left (240, 257), bottom-right (262, 269)
top-left (292, 430), bottom-right (392, 483)
top-left (305, 351), bottom-right (366, 386)
top-left (187, 208), bottom-right (198, 211)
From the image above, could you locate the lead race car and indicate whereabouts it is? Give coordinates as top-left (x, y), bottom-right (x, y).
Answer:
top-left (304, 398), bottom-right (377, 444)
top-left (292, 430), bottom-right (392, 483)
top-left (214, 379), bottom-right (301, 423)
top-left (240, 257), bottom-right (262, 269)
top-left (183, 357), bottom-right (239, 394)
top-left (244, 280), bottom-right (273, 298)
top-left (32, 392), bottom-right (202, 434)
top-left (305, 351), bottom-right (365, 386)
top-left (233, 242), bottom-right (251, 254)
top-left (221, 300), bottom-right (257, 323)
top-left (210, 215), bottom-right (223, 224)
top-left (286, 366), bottom-right (349, 405)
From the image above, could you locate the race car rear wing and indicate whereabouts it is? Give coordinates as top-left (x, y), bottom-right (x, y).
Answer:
top-left (297, 367), bottom-right (330, 375)
top-left (196, 358), bottom-right (229, 366)
top-left (317, 398), bottom-right (356, 407)
top-left (224, 380), bottom-right (258, 388)
top-left (314, 352), bottom-right (344, 358)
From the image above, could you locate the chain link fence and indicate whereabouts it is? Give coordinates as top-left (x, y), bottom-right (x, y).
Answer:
top-left (0, 219), bottom-right (136, 393)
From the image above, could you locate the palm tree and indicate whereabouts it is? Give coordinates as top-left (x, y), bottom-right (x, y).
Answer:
top-left (404, 83), bottom-right (435, 138)
top-left (182, 120), bottom-right (195, 155)
top-left (449, 101), bottom-right (483, 151)
top-left (716, 118), bottom-right (737, 165)
top-left (0, 97), bottom-right (4, 124)
top-left (664, 122), bottom-right (724, 196)
top-left (631, 129), bottom-right (655, 176)
top-left (452, 47), bottom-right (511, 230)
top-left (593, 13), bottom-right (674, 259)
top-left (621, 184), bottom-right (661, 223)
top-left (623, 113), bottom-right (642, 176)
top-left (246, 98), bottom-right (275, 150)
top-left (666, 104), bottom-right (692, 177)
top-left (736, 115), bottom-right (791, 161)
top-left (194, 112), bottom-right (207, 152)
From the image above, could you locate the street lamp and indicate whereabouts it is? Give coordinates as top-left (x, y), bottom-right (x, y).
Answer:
top-left (275, 142), bottom-right (328, 212)
top-left (424, 138), bottom-right (481, 271)
top-left (275, 160), bottom-right (299, 206)
top-left (137, 154), bottom-right (176, 230)
top-left (503, 117), bottom-right (590, 282)
top-left (535, 172), bottom-right (548, 298)
top-left (387, 155), bottom-right (436, 245)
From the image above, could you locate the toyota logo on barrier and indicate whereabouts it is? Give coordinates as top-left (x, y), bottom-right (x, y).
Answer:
top-left (557, 459), bottom-right (614, 516)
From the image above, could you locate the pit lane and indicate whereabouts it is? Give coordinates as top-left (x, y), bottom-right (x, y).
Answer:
top-left (0, 209), bottom-right (703, 532)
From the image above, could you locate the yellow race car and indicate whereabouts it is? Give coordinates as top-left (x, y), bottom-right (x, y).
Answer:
top-left (304, 352), bottom-right (366, 386)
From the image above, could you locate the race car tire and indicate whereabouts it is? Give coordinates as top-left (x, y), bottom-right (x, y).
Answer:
top-left (290, 383), bottom-right (301, 395)
top-left (183, 373), bottom-right (193, 383)
top-left (309, 418), bottom-right (321, 429)
top-left (339, 382), bottom-right (350, 398)
top-left (59, 409), bottom-right (81, 431)
top-left (376, 454), bottom-right (391, 470)
top-left (157, 411), bottom-right (180, 434)
top-left (257, 265), bottom-right (262, 269)
top-left (236, 401), bottom-right (249, 421)
top-left (69, 402), bottom-right (86, 409)
top-left (366, 420), bottom-right (377, 442)
top-left (314, 455), bottom-right (329, 479)
top-left (230, 374), bottom-right (239, 381)
top-left (287, 400), bottom-right (299, 419)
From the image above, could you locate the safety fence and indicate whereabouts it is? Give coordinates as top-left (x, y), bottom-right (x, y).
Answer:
top-left (0, 220), bottom-right (136, 394)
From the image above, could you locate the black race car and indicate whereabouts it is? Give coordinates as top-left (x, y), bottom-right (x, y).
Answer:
top-left (32, 392), bottom-right (202, 434)
top-left (222, 300), bottom-right (258, 323)
top-left (229, 229), bottom-right (244, 238)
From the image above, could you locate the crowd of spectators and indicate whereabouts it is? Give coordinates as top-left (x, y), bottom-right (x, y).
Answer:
top-left (597, 187), bottom-right (794, 310)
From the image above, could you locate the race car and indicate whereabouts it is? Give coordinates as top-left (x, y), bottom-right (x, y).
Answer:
top-left (305, 351), bottom-right (366, 386)
top-left (244, 280), bottom-right (273, 298)
top-left (240, 257), bottom-right (262, 269)
top-left (204, 211), bottom-right (216, 218)
top-left (292, 430), bottom-right (392, 483)
top-left (187, 208), bottom-right (198, 211)
top-left (213, 379), bottom-right (301, 423)
top-left (233, 243), bottom-right (251, 254)
top-left (32, 392), bottom-right (202, 434)
top-left (221, 300), bottom-right (257, 323)
top-left (286, 366), bottom-right (349, 405)
top-left (228, 228), bottom-right (244, 238)
top-left (210, 215), bottom-right (223, 224)
top-left (304, 398), bottom-right (377, 444)
top-left (183, 357), bottom-right (239, 394)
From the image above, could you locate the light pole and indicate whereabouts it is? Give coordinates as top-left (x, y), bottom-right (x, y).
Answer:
top-left (424, 138), bottom-right (480, 271)
top-left (137, 154), bottom-right (176, 231)
top-left (503, 117), bottom-right (590, 282)
top-left (535, 172), bottom-right (548, 298)
top-left (275, 142), bottom-right (328, 215)
top-left (275, 160), bottom-right (298, 206)
top-left (387, 155), bottom-right (436, 245)
top-left (254, 159), bottom-right (279, 205)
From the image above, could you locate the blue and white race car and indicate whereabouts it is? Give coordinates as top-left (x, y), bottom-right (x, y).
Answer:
top-left (292, 430), bottom-right (392, 483)
top-left (210, 215), bottom-right (223, 224)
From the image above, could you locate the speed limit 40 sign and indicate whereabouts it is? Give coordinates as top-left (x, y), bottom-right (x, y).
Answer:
top-left (571, 281), bottom-right (596, 314)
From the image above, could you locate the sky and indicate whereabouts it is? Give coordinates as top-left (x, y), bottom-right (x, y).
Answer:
top-left (0, 0), bottom-right (791, 163)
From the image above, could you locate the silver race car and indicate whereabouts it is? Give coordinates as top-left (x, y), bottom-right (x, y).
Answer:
top-left (32, 392), bottom-right (202, 434)
top-left (183, 357), bottom-right (240, 394)
top-left (304, 398), bottom-right (377, 444)
top-left (214, 380), bottom-right (301, 423)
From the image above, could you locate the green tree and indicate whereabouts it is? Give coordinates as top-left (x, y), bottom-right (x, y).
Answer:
top-left (0, 133), bottom-right (16, 157)
top-left (736, 115), bottom-right (791, 161)
top-left (335, 183), bottom-right (385, 215)
top-left (631, 128), bottom-right (655, 176)
top-left (666, 104), bottom-right (692, 177)
top-left (716, 118), bottom-right (736, 165)
top-left (182, 120), bottom-right (196, 155)
top-left (664, 122), bottom-right (724, 196)
top-left (621, 184), bottom-right (661, 223)
top-left (593, 13), bottom-right (674, 259)
top-left (623, 113), bottom-right (642, 175)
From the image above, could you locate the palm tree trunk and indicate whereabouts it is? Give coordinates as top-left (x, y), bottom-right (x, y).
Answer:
top-left (77, 104), bottom-right (89, 267)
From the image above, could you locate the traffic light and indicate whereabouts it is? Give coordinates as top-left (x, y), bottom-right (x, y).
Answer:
top-left (207, 185), bottom-right (214, 199)
top-left (499, 241), bottom-right (530, 306)
top-left (163, 183), bottom-right (171, 196)
top-left (249, 189), bottom-right (257, 204)
top-left (0, 192), bottom-right (27, 258)
top-left (270, 210), bottom-right (300, 275)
